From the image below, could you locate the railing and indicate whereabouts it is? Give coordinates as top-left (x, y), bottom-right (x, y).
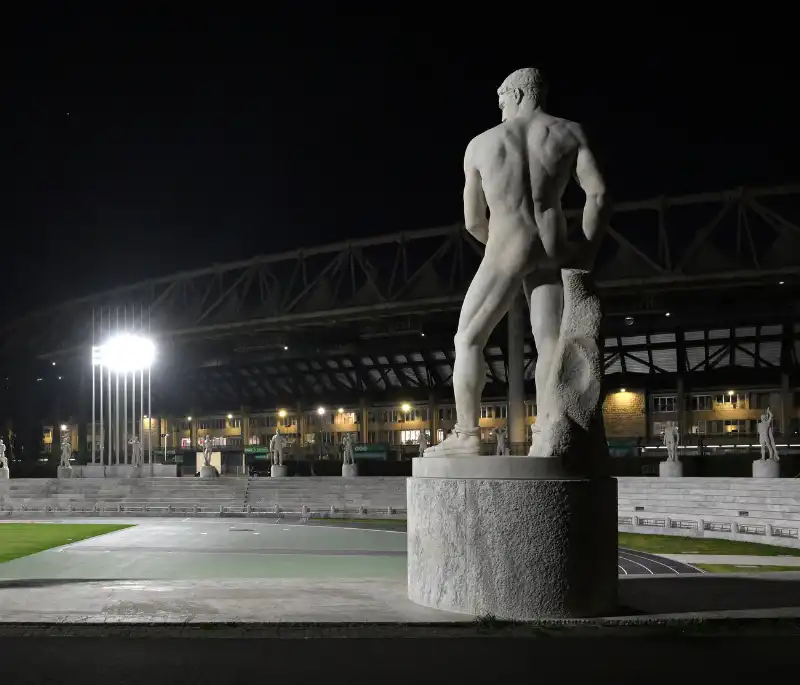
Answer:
top-left (0, 503), bottom-right (407, 518)
top-left (618, 511), bottom-right (800, 546)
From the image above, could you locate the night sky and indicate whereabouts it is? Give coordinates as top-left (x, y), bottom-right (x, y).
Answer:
top-left (5, 16), bottom-right (796, 319)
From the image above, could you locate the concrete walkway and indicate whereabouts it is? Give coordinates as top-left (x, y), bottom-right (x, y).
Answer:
top-left (660, 554), bottom-right (800, 566)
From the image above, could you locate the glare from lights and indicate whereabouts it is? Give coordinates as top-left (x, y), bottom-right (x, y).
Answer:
top-left (227, 414), bottom-right (233, 420)
top-left (36, 378), bottom-right (42, 382)
top-left (284, 346), bottom-right (289, 350)
top-left (779, 281), bottom-right (785, 285)
top-left (421, 332), bottom-right (425, 337)
top-left (338, 407), bottom-right (344, 413)
top-left (401, 403), bottom-right (411, 413)
top-left (60, 424), bottom-right (67, 431)
top-left (187, 416), bottom-right (192, 421)
top-left (58, 376), bottom-right (62, 380)
top-left (665, 312), bottom-right (671, 317)
top-left (94, 334), bottom-right (155, 372)
top-left (317, 406), bottom-right (325, 415)
top-left (728, 390), bottom-right (734, 396)
top-left (52, 362), bottom-right (56, 366)
top-left (620, 388), bottom-right (627, 393)
top-left (278, 409), bottom-right (287, 418)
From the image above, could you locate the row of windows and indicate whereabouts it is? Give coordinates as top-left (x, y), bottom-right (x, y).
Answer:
top-left (652, 392), bottom-right (776, 413)
top-left (653, 419), bottom-right (781, 436)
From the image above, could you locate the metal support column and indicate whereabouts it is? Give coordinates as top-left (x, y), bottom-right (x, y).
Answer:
top-left (507, 295), bottom-right (527, 453)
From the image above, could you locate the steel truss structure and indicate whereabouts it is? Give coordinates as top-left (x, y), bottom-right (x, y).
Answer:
top-left (4, 184), bottom-right (800, 413)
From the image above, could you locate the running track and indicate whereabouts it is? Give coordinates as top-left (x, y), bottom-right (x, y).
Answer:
top-left (618, 547), bottom-right (703, 575)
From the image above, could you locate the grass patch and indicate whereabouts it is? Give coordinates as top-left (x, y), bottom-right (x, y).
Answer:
top-left (695, 563), bottom-right (800, 573)
top-left (618, 532), bottom-right (800, 557)
top-left (0, 524), bottom-right (132, 563)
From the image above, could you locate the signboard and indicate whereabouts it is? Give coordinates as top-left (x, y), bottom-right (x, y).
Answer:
top-left (244, 446), bottom-right (269, 455)
top-left (353, 443), bottom-right (389, 460)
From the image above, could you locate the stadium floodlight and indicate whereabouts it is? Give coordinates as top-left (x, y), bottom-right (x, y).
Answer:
top-left (97, 334), bottom-right (155, 373)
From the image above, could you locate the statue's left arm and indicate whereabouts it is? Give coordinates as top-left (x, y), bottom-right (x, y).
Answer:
top-left (573, 125), bottom-right (611, 264)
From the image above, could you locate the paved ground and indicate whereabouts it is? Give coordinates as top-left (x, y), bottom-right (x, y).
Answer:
top-left (660, 554), bottom-right (800, 566)
top-left (0, 517), bottom-right (797, 622)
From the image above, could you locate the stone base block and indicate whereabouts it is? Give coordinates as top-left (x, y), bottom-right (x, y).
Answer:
top-left (57, 466), bottom-right (73, 479)
top-left (342, 463), bottom-right (359, 477)
top-left (0, 467), bottom-right (8, 480)
top-left (199, 465), bottom-right (217, 479)
top-left (753, 459), bottom-right (780, 478)
top-left (407, 476), bottom-right (617, 620)
top-left (659, 461), bottom-right (683, 477)
top-left (270, 465), bottom-right (287, 478)
top-left (81, 464), bottom-right (106, 478)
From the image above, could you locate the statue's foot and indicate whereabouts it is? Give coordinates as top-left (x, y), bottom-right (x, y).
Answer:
top-left (423, 425), bottom-right (480, 458)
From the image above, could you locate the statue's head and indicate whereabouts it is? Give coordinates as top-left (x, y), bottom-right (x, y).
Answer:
top-left (497, 68), bottom-right (547, 122)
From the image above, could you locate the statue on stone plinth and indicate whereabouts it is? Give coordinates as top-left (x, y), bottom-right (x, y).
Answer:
top-left (342, 433), bottom-right (355, 465)
top-left (494, 427), bottom-right (507, 456)
top-left (423, 67), bottom-right (610, 470)
top-left (0, 438), bottom-right (7, 469)
top-left (202, 434), bottom-right (214, 467)
top-left (418, 430), bottom-right (429, 458)
top-left (758, 407), bottom-right (779, 461)
top-left (662, 424), bottom-right (680, 462)
top-left (270, 429), bottom-right (285, 466)
top-left (59, 433), bottom-right (72, 468)
top-left (128, 436), bottom-right (143, 466)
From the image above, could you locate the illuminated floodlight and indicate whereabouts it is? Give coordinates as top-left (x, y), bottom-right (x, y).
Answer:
top-left (227, 413), bottom-right (233, 420)
top-left (317, 407), bottom-right (325, 415)
top-left (619, 388), bottom-right (627, 393)
top-left (60, 424), bottom-right (67, 431)
top-left (278, 409), bottom-right (287, 418)
top-left (187, 416), bottom-right (192, 421)
top-left (338, 407), bottom-right (344, 413)
top-left (96, 334), bottom-right (155, 372)
top-left (401, 403), bottom-right (411, 413)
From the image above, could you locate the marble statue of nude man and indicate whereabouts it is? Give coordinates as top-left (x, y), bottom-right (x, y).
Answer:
top-left (425, 67), bottom-right (610, 457)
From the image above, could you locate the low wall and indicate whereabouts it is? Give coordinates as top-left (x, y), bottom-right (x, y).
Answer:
top-left (617, 477), bottom-right (800, 549)
top-left (69, 464), bottom-right (178, 478)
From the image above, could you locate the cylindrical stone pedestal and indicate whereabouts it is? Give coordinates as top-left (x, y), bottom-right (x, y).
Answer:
top-left (659, 460), bottom-right (683, 477)
top-left (199, 465), bottom-right (216, 479)
top-left (753, 459), bottom-right (780, 478)
top-left (271, 465), bottom-right (287, 477)
top-left (57, 466), bottom-right (73, 479)
top-left (342, 463), bottom-right (358, 477)
top-left (407, 457), bottom-right (618, 620)
top-left (0, 467), bottom-right (8, 480)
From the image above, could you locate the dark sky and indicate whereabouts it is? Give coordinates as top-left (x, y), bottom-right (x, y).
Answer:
top-left (4, 15), bottom-right (796, 318)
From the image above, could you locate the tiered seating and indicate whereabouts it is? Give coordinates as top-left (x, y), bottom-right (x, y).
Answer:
top-left (0, 477), bottom-right (246, 514)
top-left (245, 476), bottom-right (407, 513)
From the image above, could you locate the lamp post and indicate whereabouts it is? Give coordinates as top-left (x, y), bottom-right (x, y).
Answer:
top-left (93, 325), bottom-right (156, 473)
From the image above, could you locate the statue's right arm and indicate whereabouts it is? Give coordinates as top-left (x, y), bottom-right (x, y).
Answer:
top-left (463, 138), bottom-right (489, 245)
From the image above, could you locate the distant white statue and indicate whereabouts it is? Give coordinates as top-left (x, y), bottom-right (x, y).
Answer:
top-left (418, 430), bottom-right (428, 458)
top-left (662, 424), bottom-right (679, 462)
top-left (758, 407), bottom-right (779, 461)
top-left (0, 438), bottom-right (7, 469)
top-left (202, 434), bottom-right (214, 467)
top-left (270, 429), bottom-right (285, 466)
top-left (128, 436), bottom-right (143, 466)
top-left (495, 427), bottom-right (507, 456)
top-left (59, 433), bottom-right (72, 468)
top-left (342, 433), bottom-right (355, 465)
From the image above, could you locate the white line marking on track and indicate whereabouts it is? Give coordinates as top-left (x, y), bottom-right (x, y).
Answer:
top-left (620, 549), bottom-right (681, 574)
top-left (618, 565), bottom-right (627, 575)
top-left (617, 553), bottom-right (654, 574)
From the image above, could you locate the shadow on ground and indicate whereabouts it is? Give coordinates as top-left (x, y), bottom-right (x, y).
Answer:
top-left (621, 574), bottom-right (800, 614)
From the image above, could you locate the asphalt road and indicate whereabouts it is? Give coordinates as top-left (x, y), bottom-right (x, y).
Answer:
top-left (618, 547), bottom-right (702, 575)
